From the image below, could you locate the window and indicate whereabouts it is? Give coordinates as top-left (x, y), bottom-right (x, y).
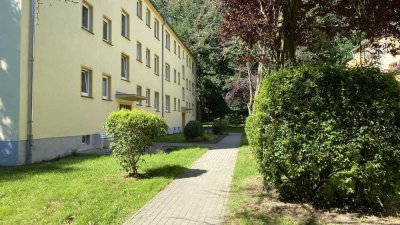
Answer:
top-left (154, 19), bottom-right (160, 39)
top-left (136, 85), bottom-right (142, 105)
top-left (146, 48), bottom-right (151, 67)
top-left (121, 54), bottom-right (129, 80)
top-left (192, 83), bottom-right (195, 95)
top-left (82, 135), bottom-right (90, 145)
top-left (192, 62), bottom-right (195, 74)
top-left (188, 80), bottom-right (191, 91)
top-left (174, 97), bottom-right (177, 111)
top-left (178, 99), bottom-right (181, 112)
top-left (182, 87), bottom-right (185, 101)
top-left (103, 17), bottom-right (111, 43)
top-left (182, 66), bottom-right (185, 79)
top-left (178, 72), bottom-right (181, 85)
top-left (122, 11), bottom-right (129, 38)
top-left (81, 68), bottom-right (92, 97)
top-left (165, 63), bottom-right (170, 81)
top-left (186, 57), bottom-right (189, 67)
top-left (137, 0), bottom-right (142, 19)
top-left (82, 2), bottom-right (92, 31)
top-left (154, 92), bottom-right (160, 111)
top-left (146, 8), bottom-right (151, 27)
top-left (102, 75), bottom-right (110, 100)
top-left (146, 89), bottom-right (151, 106)
top-left (154, 55), bottom-right (160, 75)
top-left (174, 41), bottom-right (176, 54)
top-left (183, 51), bottom-right (185, 59)
top-left (192, 103), bottom-right (195, 115)
top-left (186, 79), bottom-right (189, 90)
top-left (120, 104), bottom-right (132, 110)
top-left (174, 69), bottom-right (177, 83)
top-left (165, 32), bottom-right (170, 50)
top-left (178, 45), bottom-right (181, 58)
top-left (137, 42), bottom-right (142, 62)
top-left (165, 95), bottom-right (170, 112)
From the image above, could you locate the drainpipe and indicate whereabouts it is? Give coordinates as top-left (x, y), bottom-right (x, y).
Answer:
top-left (26, 0), bottom-right (35, 164)
top-left (161, 20), bottom-right (165, 118)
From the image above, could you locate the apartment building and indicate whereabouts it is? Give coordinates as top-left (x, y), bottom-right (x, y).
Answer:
top-left (0, 0), bottom-right (197, 165)
top-left (347, 38), bottom-right (400, 72)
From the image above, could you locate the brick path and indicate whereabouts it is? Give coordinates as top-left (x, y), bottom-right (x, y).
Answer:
top-left (124, 133), bottom-right (242, 225)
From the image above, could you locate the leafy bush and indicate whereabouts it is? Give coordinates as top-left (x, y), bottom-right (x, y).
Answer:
top-left (247, 64), bottom-right (400, 210)
top-left (212, 119), bottom-right (229, 135)
top-left (184, 120), bottom-right (204, 141)
top-left (104, 109), bottom-right (167, 177)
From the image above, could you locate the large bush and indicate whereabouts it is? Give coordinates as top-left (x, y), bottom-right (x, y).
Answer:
top-left (184, 120), bottom-right (204, 141)
top-left (246, 64), bottom-right (400, 210)
top-left (104, 109), bottom-right (167, 177)
top-left (212, 119), bottom-right (229, 135)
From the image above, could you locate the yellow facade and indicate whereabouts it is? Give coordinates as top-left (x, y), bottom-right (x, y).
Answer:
top-left (1, 0), bottom-right (197, 165)
top-left (348, 38), bottom-right (400, 72)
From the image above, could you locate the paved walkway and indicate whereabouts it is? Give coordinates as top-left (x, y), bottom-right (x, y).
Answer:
top-left (124, 133), bottom-right (242, 225)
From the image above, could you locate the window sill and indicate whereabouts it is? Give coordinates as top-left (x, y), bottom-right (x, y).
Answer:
top-left (81, 95), bottom-right (94, 99)
top-left (146, 105), bottom-right (151, 108)
top-left (137, 59), bottom-right (143, 63)
top-left (121, 78), bottom-right (130, 82)
top-left (147, 24), bottom-right (151, 29)
top-left (154, 73), bottom-right (160, 76)
top-left (146, 65), bottom-right (151, 68)
top-left (103, 40), bottom-right (113, 46)
top-left (82, 27), bottom-right (94, 35)
top-left (122, 35), bottom-right (130, 41)
top-left (102, 98), bottom-right (112, 102)
top-left (155, 110), bottom-right (160, 112)
top-left (155, 37), bottom-right (160, 41)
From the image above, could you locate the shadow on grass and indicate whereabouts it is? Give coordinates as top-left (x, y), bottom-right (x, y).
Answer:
top-left (0, 155), bottom-right (104, 182)
top-left (144, 165), bottom-right (207, 179)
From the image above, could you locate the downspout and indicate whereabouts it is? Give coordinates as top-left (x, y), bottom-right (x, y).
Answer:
top-left (161, 20), bottom-right (165, 118)
top-left (26, 0), bottom-right (35, 164)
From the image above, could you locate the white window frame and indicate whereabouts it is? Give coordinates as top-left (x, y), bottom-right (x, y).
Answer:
top-left (154, 18), bottom-right (160, 39)
top-left (154, 92), bottom-right (160, 111)
top-left (137, 42), bottom-right (142, 62)
top-left (154, 55), bottom-right (159, 75)
top-left (102, 75), bottom-right (110, 100)
top-left (178, 72), bottom-right (181, 85)
top-left (146, 8), bottom-right (151, 27)
top-left (136, 85), bottom-right (142, 105)
top-left (121, 54), bottom-right (129, 80)
top-left (165, 95), bottom-right (170, 112)
top-left (165, 63), bottom-right (170, 81)
top-left (81, 68), bottom-right (91, 97)
top-left (103, 17), bottom-right (112, 43)
top-left (146, 48), bottom-right (151, 67)
top-left (165, 32), bottom-right (170, 50)
top-left (146, 89), bottom-right (151, 107)
top-left (182, 87), bottom-right (185, 101)
top-left (137, 0), bottom-right (142, 19)
top-left (174, 69), bottom-right (177, 83)
top-left (121, 11), bottom-right (129, 38)
top-left (82, 2), bottom-right (92, 31)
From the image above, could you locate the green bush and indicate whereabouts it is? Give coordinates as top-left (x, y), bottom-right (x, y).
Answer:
top-left (212, 119), bottom-right (229, 135)
top-left (104, 109), bottom-right (167, 177)
top-left (247, 64), bottom-right (400, 210)
top-left (184, 120), bottom-right (204, 141)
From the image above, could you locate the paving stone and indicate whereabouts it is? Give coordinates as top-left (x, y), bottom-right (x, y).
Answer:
top-left (124, 133), bottom-right (242, 225)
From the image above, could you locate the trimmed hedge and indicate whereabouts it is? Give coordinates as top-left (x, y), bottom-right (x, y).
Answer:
top-left (104, 109), bottom-right (167, 177)
top-left (246, 64), bottom-right (400, 210)
top-left (184, 120), bottom-right (204, 141)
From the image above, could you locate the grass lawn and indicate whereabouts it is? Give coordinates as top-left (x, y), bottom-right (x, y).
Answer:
top-left (158, 133), bottom-right (220, 143)
top-left (0, 147), bottom-right (207, 225)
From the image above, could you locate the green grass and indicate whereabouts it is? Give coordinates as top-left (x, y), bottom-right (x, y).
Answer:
top-left (0, 148), bottom-right (207, 225)
top-left (158, 133), bottom-right (219, 143)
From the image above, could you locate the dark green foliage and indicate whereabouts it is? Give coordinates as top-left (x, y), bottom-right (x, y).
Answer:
top-left (246, 64), bottom-right (400, 210)
top-left (212, 119), bottom-right (229, 135)
top-left (104, 109), bottom-right (167, 177)
top-left (184, 121), bottom-right (204, 140)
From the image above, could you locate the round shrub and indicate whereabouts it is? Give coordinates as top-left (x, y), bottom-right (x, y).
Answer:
top-left (247, 64), bottom-right (400, 209)
top-left (104, 109), bottom-right (167, 177)
top-left (212, 119), bottom-right (229, 135)
top-left (184, 120), bottom-right (204, 141)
